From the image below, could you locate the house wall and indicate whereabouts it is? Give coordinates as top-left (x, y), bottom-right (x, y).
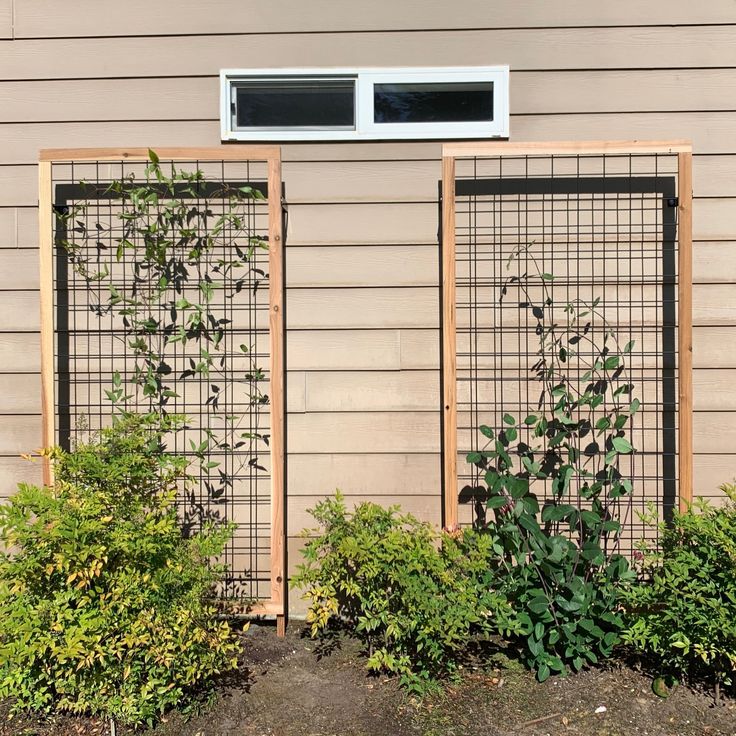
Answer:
top-left (0, 1), bottom-right (735, 613)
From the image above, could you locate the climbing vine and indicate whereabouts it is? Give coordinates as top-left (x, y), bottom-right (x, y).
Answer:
top-left (55, 150), bottom-right (270, 533)
top-left (468, 244), bottom-right (638, 679)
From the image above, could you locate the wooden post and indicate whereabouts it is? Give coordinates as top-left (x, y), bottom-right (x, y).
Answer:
top-left (38, 160), bottom-right (55, 486)
top-left (677, 152), bottom-right (694, 511)
top-left (268, 154), bottom-right (287, 636)
top-left (441, 155), bottom-right (458, 530)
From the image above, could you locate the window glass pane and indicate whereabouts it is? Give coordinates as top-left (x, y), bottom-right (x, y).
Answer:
top-left (235, 80), bottom-right (355, 128)
top-left (374, 81), bottom-right (493, 124)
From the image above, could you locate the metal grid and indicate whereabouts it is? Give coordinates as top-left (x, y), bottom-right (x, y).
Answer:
top-left (49, 158), bottom-right (277, 601)
top-left (450, 152), bottom-right (680, 550)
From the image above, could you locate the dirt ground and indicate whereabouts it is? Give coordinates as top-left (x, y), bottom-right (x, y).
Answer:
top-left (2, 622), bottom-right (735, 736)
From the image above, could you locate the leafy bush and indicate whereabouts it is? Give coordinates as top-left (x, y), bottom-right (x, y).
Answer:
top-left (293, 493), bottom-right (517, 692)
top-left (0, 415), bottom-right (241, 726)
top-left (465, 252), bottom-right (637, 680)
top-left (477, 441), bottom-right (633, 682)
top-left (623, 483), bottom-right (736, 697)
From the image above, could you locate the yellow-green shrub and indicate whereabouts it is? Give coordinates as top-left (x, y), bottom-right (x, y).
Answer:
top-left (623, 483), bottom-right (736, 695)
top-left (0, 415), bottom-right (241, 726)
top-left (293, 494), bottom-right (517, 692)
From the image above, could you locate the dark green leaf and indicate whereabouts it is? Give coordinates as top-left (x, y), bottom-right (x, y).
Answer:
top-left (581, 540), bottom-right (604, 564)
top-left (580, 510), bottom-right (600, 528)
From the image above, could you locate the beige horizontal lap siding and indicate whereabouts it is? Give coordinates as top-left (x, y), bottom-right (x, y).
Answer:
top-left (4, 70), bottom-right (736, 122)
top-left (1, 27), bottom-right (736, 81)
top-left (2, 114), bottom-right (736, 165)
top-left (3, 153), bottom-right (736, 203)
top-left (0, 0), bottom-right (9, 39)
top-left (0, 14), bottom-right (735, 616)
top-left (11, 0), bottom-right (736, 37)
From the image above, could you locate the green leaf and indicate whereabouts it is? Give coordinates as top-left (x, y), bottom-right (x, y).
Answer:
top-left (527, 635), bottom-right (543, 657)
top-left (553, 465), bottom-right (574, 496)
top-left (580, 510), bottom-right (600, 528)
top-left (581, 540), bottom-right (604, 564)
top-left (623, 340), bottom-right (635, 353)
top-left (537, 663), bottom-right (551, 682)
top-left (503, 413), bottom-right (516, 426)
top-left (480, 424), bottom-right (494, 438)
top-left (148, 148), bottom-right (160, 164)
top-left (611, 437), bottom-right (633, 454)
top-left (524, 415), bottom-right (538, 425)
top-left (466, 451), bottom-right (483, 464)
top-left (595, 417), bottom-right (611, 431)
top-left (522, 494), bottom-right (539, 515)
top-left (522, 456), bottom-right (543, 477)
top-left (652, 676), bottom-right (677, 698)
top-left (614, 414), bottom-right (628, 430)
top-left (516, 612), bottom-right (533, 634)
top-left (541, 504), bottom-right (558, 522)
top-left (507, 476), bottom-right (529, 500)
top-left (540, 273), bottom-right (555, 281)
top-left (518, 514), bottom-right (541, 535)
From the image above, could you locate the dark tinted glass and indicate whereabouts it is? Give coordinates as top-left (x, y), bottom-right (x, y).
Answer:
top-left (235, 80), bottom-right (355, 128)
top-left (374, 81), bottom-right (493, 124)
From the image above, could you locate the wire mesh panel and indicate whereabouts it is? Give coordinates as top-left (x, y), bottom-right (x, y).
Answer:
top-left (442, 144), bottom-right (692, 553)
top-left (40, 149), bottom-right (284, 609)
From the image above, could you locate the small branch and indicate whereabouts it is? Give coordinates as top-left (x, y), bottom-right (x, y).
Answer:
top-left (519, 712), bottom-right (563, 729)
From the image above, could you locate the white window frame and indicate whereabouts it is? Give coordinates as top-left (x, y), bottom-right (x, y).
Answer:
top-left (220, 66), bottom-right (509, 142)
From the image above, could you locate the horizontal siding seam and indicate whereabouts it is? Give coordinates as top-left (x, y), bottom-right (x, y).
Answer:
top-left (11, 22), bottom-right (736, 43)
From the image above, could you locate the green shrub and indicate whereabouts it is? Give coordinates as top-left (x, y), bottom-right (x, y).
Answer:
top-left (469, 413), bottom-right (636, 681)
top-left (478, 440), bottom-right (633, 681)
top-left (293, 493), bottom-right (517, 692)
top-left (623, 483), bottom-right (736, 696)
top-left (464, 251), bottom-right (638, 680)
top-left (0, 415), bottom-right (241, 726)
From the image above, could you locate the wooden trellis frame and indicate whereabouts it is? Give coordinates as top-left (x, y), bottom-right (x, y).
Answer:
top-left (38, 146), bottom-right (287, 630)
top-left (441, 140), bottom-right (693, 530)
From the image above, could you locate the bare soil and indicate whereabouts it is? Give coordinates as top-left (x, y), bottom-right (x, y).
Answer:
top-left (2, 623), bottom-right (735, 736)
